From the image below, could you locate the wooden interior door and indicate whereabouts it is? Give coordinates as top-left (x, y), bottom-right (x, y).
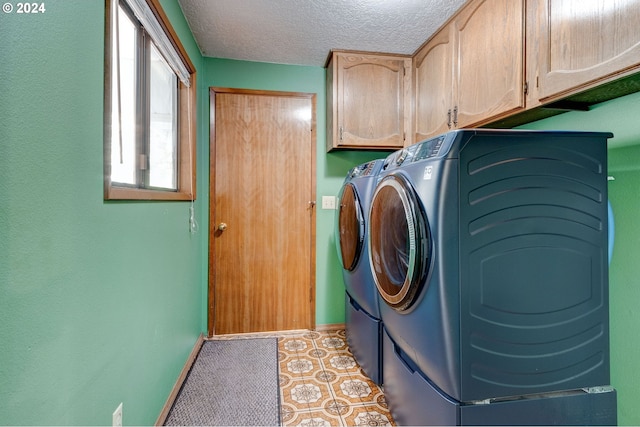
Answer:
top-left (208, 88), bottom-right (316, 335)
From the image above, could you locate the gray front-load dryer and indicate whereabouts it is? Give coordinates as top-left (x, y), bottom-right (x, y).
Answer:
top-left (368, 130), bottom-right (617, 425)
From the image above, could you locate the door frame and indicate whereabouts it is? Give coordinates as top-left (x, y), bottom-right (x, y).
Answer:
top-left (207, 87), bottom-right (317, 337)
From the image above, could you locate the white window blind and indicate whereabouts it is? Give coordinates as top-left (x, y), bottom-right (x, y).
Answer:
top-left (122, 0), bottom-right (191, 87)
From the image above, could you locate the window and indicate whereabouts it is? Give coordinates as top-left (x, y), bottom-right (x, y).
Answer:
top-left (104, 0), bottom-right (196, 200)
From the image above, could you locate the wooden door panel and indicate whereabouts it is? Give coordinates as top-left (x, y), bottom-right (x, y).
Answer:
top-left (455, 0), bottom-right (524, 127)
top-left (210, 89), bottom-right (315, 335)
top-left (336, 53), bottom-right (410, 148)
top-left (414, 28), bottom-right (454, 141)
top-left (538, 0), bottom-right (640, 100)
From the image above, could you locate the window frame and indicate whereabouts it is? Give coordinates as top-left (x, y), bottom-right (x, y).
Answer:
top-left (103, 0), bottom-right (197, 201)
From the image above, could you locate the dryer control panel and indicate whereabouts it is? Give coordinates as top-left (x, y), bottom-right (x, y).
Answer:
top-left (412, 132), bottom-right (458, 162)
top-left (382, 144), bottom-right (420, 171)
top-left (413, 135), bottom-right (446, 161)
top-left (381, 132), bottom-right (459, 173)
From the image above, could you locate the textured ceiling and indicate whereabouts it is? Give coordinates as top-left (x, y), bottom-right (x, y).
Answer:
top-left (177, 0), bottom-right (467, 67)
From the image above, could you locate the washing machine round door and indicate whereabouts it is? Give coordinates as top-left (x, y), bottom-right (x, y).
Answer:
top-left (337, 183), bottom-right (365, 271)
top-left (369, 174), bottom-right (431, 311)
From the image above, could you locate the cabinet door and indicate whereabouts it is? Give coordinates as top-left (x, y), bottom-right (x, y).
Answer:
top-left (336, 53), bottom-right (410, 149)
top-left (414, 28), bottom-right (454, 142)
top-left (537, 0), bottom-right (640, 101)
top-left (455, 0), bottom-right (524, 128)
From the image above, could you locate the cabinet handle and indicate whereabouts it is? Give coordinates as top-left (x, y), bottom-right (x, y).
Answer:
top-left (339, 126), bottom-right (344, 141)
top-left (453, 106), bottom-right (458, 127)
top-left (447, 109), bottom-right (452, 129)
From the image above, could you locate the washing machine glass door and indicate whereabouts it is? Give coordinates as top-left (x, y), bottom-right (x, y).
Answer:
top-left (369, 174), bottom-right (431, 311)
top-left (337, 183), bottom-right (365, 271)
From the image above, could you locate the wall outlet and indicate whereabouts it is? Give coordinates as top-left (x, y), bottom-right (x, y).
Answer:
top-left (112, 402), bottom-right (123, 427)
top-left (322, 196), bottom-right (336, 210)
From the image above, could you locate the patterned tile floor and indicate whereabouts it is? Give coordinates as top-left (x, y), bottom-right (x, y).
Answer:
top-left (278, 329), bottom-right (395, 426)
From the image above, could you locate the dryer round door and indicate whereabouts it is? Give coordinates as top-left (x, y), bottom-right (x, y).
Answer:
top-left (337, 182), bottom-right (365, 271)
top-left (368, 174), bottom-right (431, 311)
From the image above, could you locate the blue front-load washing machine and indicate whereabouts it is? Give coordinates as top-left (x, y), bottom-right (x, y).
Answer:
top-left (368, 130), bottom-right (617, 425)
top-left (335, 159), bottom-right (384, 384)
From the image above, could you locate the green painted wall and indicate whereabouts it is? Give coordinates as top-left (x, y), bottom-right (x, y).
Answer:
top-left (0, 1), bottom-right (205, 425)
top-left (202, 58), bottom-right (386, 325)
top-left (519, 91), bottom-right (640, 425)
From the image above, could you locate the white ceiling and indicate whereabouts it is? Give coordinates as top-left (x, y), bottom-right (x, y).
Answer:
top-left (177, 0), bottom-right (467, 67)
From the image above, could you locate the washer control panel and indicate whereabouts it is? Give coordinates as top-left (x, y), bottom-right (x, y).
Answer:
top-left (348, 159), bottom-right (383, 178)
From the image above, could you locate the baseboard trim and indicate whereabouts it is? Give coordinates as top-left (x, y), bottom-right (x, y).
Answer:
top-left (155, 333), bottom-right (205, 426)
top-left (315, 323), bottom-right (345, 332)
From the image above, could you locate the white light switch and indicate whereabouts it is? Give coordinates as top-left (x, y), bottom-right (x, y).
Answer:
top-left (322, 196), bottom-right (336, 210)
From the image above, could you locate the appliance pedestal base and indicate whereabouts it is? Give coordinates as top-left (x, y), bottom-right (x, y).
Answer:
top-left (383, 329), bottom-right (617, 426)
top-left (345, 292), bottom-right (382, 385)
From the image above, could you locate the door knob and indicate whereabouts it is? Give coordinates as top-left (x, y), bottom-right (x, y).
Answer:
top-left (217, 222), bottom-right (228, 231)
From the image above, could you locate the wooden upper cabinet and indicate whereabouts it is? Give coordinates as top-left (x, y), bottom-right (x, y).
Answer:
top-left (326, 51), bottom-right (412, 151)
top-left (414, 0), bottom-right (524, 141)
top-left (414, 28), bottom-right (454, 142)
top-left (533, 0), bottom-right (640, 103)
top-left (326, 0), bottom-right (640, 144)
top-left (455, 0), bottom-right (524, 127)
